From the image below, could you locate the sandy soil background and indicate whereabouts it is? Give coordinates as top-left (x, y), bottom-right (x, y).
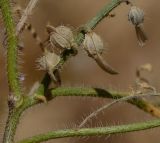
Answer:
top-left (0, 0), bottom-right (160, 142)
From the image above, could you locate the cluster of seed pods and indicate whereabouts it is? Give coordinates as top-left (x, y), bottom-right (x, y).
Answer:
top-left (37, 4), bottom-right (147, 81)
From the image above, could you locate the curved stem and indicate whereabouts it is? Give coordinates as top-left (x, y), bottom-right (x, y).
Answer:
top-left (24, 87), bottom-right (160, 118)
top-left (51, 88), bottom-right (160, 117)
top-left (17, 119), bottom-right (160, 143)
top-left (0, 0), bottom-right (22, 106)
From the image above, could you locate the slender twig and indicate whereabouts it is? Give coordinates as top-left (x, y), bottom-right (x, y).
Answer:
top-left (79, 92), bottom-right (160, 127)
top-left (16, 0), bottom-right (40, 35)
top-left (17, 119), bottom-right (160, 143)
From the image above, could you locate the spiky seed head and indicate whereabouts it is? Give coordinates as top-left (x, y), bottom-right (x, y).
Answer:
top-left (37, 49), bottom-right (61, 71)
top-left (128, 6), bottom-right (144, 26)
top-left (47, 25), bottom-right (74, 50)
top-left (83, 32), bottom-right (104, 56)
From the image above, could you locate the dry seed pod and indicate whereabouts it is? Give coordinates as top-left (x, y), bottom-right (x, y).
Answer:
top-left (83, 32), bottom-right (118, 75)
top-left (46, 25), bottom-right (74, 50)
top-left (83, 32), bottom-right (104, 55)
top-left (128, 6), bottom-right (144, 25)
top-left (128, 6), bottom-right (147, 46)
top-left (37, 49), bottom-right (61, 82)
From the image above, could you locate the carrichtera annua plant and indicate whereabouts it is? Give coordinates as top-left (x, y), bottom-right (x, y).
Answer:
top-left (0, 0), bottom-right (160, 143)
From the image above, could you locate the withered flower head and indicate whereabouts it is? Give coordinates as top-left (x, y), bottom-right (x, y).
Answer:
top-left (37, 49), bottom-right (60, 71)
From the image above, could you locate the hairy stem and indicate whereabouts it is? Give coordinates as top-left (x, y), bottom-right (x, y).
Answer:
top-left (3, 87), bottom-right (160, 143)
top-left (22, 87), bottom-right (160, 118)
top-left (2, 97), bottom-right (32, 143)
top-left (17, 119), bottom-right (160, 143)
top-left (3, 109), bottom-right (23, 143)
top-left (0, 0), bottom-right (22, 105)
top-left (50, 87), bottom-right (160, 118)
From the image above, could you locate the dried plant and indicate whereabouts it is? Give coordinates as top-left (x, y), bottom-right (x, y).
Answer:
top-left (0, 0), bottom-right (160, 143)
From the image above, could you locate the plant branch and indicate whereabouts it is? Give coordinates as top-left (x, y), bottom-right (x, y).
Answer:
top-left (86, 0), bottom-right (122, 29)
top-left (37, 0), bottom-right (127, 97)
top-left (1, 0), bottom-right (154, 142)
top-left (51, 88), bottom-right (160, 118)
top-left (75, 0), bottom-right (125, 44)
top-left (2, 106), bottom-right (26, 143)
top-left (17, 119), bottom-right (160, 143)
top-left (0, 0), bottom-right (23, 106)
top-left (16, 0), bottom-right (40, 35)
top-left (2, 96), bottom-right (40, 143)
top-left (36, 0), bottom-right (128, 93)
top-left (2, 87), bottom-right (160, 143)
top-left (23, 87), bottom-right (160, 118)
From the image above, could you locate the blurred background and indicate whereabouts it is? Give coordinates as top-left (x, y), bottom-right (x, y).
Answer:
top-left (0, 0), bottom-right (160, 142)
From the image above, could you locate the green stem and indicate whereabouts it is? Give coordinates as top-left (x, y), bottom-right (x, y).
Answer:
top-left (50, 88), bottom-right (160, 118)
top-left (2, 95), bottom-right (41, 143)
top-left (2, 97), bottom-right (31, 143)
top-left (17, 119), bottom-right (160, 143)
top-left (75, 0), bottom-right (123, 44)
top-left (3, 109), bottom-right (23, 143)
top-left (2, 87), bottom-right (160, 143)
top-left (23, 87), bottom-right (160, 118)
top-left (86, 0), bottom-right (122, 29)
top-left (0, 0), bottom-right (22, 105)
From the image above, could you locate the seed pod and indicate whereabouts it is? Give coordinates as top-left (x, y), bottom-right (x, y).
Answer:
top-left (128, 6), bottom-right (147, 46)
top-left (83, 32), bottom-right (104, 56)
top-left (46, 25), bottom-right (74, 50)
top-left (83, 32), bottom-right (118, 75)
top-left (128, 6), bottom-right (144, 26)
